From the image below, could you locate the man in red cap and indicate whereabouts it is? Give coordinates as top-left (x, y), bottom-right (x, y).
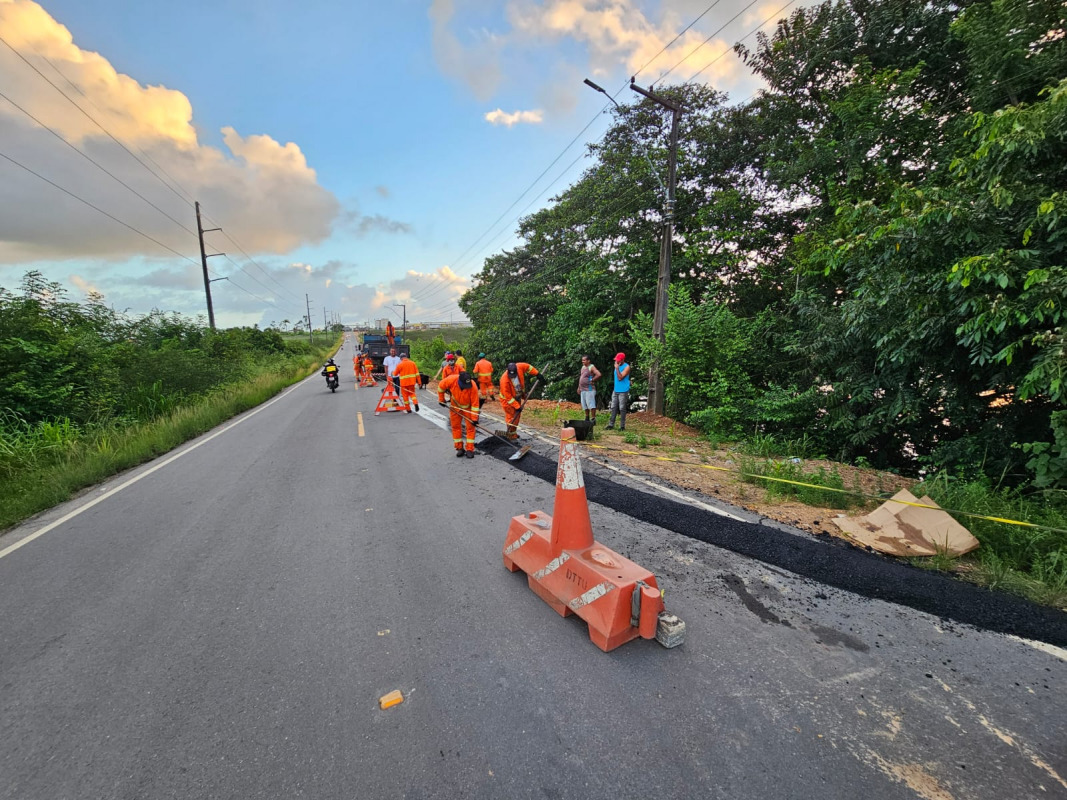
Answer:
top-left (606, 352), bottom-right (631, 430)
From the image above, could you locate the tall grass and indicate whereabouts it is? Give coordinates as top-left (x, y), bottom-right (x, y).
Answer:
top-left (0, 345), bottom-right (335, 532)
top-left (920, 473), bottom-right (1067, 607)
top-left (738, 456), bottom-right (859, 509)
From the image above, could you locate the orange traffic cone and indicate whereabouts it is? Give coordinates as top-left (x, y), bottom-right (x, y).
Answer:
top-left (374, 379), bottom-right (410, 415)
top-left (501, 427), bottom-right (682, 652)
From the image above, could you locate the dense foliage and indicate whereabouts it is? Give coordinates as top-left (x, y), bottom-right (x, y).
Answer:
top-left (460, 0), bottom-right (1067, 489)
top-left (0, 270), bottom-right (317, 430)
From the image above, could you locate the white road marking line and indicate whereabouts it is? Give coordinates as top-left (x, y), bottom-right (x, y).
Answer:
top-left (1007, 635), bottom-right (1067, 663)
top-left (0, 377), bottom-right (310, 562)
top-left (478, 410), bottom-right (745, 521)
top-left (414, 404), bottom-right (451, 432)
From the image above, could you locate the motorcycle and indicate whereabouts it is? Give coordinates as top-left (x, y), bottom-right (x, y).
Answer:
top-left (325, 372), bottom-right (339, 392)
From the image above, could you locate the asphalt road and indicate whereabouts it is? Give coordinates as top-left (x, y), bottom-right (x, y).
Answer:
top-left (1, 336), bottom-right (1065, 800)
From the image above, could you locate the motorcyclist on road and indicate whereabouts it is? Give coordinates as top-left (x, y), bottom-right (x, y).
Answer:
top-left (321, 358), bottom-right (340, 386)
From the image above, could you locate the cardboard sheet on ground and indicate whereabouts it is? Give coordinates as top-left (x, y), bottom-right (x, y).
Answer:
top-left (831, 489), bottom-right (980, 557)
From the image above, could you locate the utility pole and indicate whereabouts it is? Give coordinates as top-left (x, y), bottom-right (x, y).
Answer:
top-left (628, 80), bottom-right (682, 417)
top-left (305, 293), bottom-right (314, 346)
top-left (393, 303), bottom-right (406, 339)
top-left (323, 306), bottom-right (328, 331)
top-left (195, 201), bottom-right (225, 330)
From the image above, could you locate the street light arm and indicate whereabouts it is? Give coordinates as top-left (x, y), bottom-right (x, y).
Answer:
top-left (583, 76), bottom-right (666, 199)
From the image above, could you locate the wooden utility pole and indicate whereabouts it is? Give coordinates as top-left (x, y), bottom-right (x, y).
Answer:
top-left (629, 81), bottom-right (682, 417)
top-left (305, 294), bottom-right (314, 345)
top-left (195, 201), bottom-right (224, 330)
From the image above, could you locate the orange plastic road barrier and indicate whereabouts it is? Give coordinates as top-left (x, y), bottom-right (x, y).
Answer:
top-left (359, 365), bottom-right (378, 387)
top-left (374, 379), bottom-right (410, 415)
top-left (502, 427), bottom-right (668, 652)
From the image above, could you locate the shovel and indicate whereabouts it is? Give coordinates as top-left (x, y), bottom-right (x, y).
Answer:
top-left (464, 413), bottom-right (532, 461)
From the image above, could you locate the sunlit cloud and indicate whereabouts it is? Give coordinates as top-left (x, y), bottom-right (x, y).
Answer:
top-left (0, 0), bottom-right (339, 263)
top-left (484, 108), bottom-right (544, 126)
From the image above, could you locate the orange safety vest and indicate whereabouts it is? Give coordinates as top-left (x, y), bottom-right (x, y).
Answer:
top-left (473, 358), bottom-right (493, 382)
top-left (441, 363), bottom-right (461, 382)
top-left (499, 363), bottom-right (538, 407)
top-left (393, 357), bottom-right (420, 387)
top-left (438, 374), bottom-right (481, 412)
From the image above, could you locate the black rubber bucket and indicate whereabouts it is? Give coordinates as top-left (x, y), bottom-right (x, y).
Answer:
top-left (561, 419), bottom-right (594, 441)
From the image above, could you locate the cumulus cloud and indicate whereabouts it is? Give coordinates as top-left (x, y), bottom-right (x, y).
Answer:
top-left (430, 0), bottom-right (768, 107)
top-left (0, 0), bottom-right (340, 264)
top-left (484, 108), bottom-right (544, 127)
top-left (507, 0), bottom-right (743, 86)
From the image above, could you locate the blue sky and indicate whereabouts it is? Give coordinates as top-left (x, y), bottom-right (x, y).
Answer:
top-left (0, 0), bottom-right (788, 327)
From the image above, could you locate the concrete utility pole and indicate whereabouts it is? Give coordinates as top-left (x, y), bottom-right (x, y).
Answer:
top-left (305, 294), bottom-right (313, 346)
top-left (393, 303), bottom-right (406, 339)
top-left (323, 306), bottom-right (328, 331)
top-left (628, 80), bottom-right (682, 417)
top-left (195, 201), bottom-right (225, 331)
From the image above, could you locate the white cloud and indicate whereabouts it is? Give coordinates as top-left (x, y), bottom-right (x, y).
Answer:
top-left (429, 0), bottom-right (770, 108)
top-left (484, 108), bottom-right (544, 126)
top-left (507, 0), bottom-right (743, 86)
top-left (0, 0), bottom-right (340, 263)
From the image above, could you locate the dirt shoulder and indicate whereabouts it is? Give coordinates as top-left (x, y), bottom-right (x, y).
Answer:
top-left (499, 399), bottom-right (916, 540)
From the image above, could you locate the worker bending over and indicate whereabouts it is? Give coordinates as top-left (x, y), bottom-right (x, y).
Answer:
top-left (392, 353), bottom-right (421, 412)
top-left (473, 353), bottom-right (495, 401)
top-left (499, 361), bottom-right (539, 439)
top-left (438, 371), bottom-right (481, 458)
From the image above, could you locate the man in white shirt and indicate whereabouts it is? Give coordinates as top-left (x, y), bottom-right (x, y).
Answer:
top-left (383, 348), bottom-right (402, 394)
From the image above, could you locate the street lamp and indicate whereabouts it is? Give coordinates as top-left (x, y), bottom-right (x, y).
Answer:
top-left (583, 77), bottom-right (682, 417)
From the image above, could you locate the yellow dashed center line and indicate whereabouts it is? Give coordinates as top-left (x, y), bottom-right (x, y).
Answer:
top-left (357, 412), bottom-right (365, 437)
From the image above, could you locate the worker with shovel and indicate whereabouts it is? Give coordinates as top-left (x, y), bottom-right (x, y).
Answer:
top-left (500, 361), bottom-right (540, 439)
top-left (438, 371), bottom-right (481, 458)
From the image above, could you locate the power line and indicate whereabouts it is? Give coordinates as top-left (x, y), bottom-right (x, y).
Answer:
top-left (633, 0), bottom-right (728, 78)
top-left (0, 32), bottom-right (194, 211)
top-left (2, 29), bottom-right (310, 311)
top-left (0, 89), bottom-right (200, 240)
top-left (0, 147), bottom-right (200, 264)
top-left (654, 0), bottom-right (766, 85)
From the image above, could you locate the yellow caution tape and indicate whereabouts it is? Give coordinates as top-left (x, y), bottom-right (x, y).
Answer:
top-left (477, 410), bottom-right (1067, 535)
top-left (579, 442), bottom-right (1067, 535)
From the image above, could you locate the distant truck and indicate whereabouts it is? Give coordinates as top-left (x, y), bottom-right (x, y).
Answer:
top-left (360, 333), bottom-right (410, 375)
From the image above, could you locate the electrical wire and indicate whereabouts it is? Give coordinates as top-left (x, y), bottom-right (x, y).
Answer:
top-left (0, 148), bottom-right (200, 264)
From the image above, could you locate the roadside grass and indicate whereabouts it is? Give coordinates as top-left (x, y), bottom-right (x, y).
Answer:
top-left (738, 455), bottom-right (860, 510)
top-left (916, 474), bottom-right (1067, 608)
top-left (0, 341), bottom-right (338, 532)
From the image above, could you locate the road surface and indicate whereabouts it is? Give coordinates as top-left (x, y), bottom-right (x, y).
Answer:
top-left (1, 336), bottom-right (1064, 799)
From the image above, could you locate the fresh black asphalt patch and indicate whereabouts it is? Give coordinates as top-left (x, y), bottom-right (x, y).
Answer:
top-left (479, 439), bottom-right (1067, 648)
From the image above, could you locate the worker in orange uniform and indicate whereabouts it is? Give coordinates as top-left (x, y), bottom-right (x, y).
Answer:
top-left (441, 353), bottom-right (461, 383)
top-left (499, 361), bottom-right (539, 439)
top-left (391, 352), bottom-right (421, 412)
top-left (386, 320), bottom-right (396, 345)
top-left (362, 354), bottom-right (375, 378)
top-left (438, 370), bottom-right (480, 458)
top-left (473, 353), bottom-right (495, 401)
